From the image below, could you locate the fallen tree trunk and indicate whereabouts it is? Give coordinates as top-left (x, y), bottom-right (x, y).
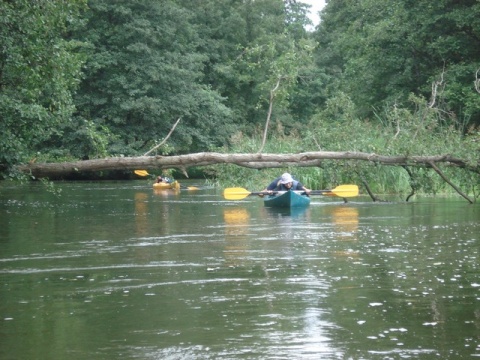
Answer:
top-left (16, 151), bottom-right (477, 178)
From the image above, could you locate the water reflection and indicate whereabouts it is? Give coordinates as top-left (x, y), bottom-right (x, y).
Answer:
top-left (223, 207), bottom-right (250, 267)
top-left (331, 206), bottom-right (359, 240)
top-left (329, 206), bottom-right (359, 260)
top-left (263, 206), bottom-right (309, 219)
top-left (152, 188), bottom-right (180, 197)
top-left (1, 184), bottom-right (479, 360)
top-left (134, 192), bottom-right (148, 235)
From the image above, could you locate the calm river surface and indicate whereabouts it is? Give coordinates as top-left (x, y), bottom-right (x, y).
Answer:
top-left (1, 180), bottom-right (479, 359)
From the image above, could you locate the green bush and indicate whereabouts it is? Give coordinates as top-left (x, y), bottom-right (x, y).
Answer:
top-left (214, 93), bottom-right (479, 199)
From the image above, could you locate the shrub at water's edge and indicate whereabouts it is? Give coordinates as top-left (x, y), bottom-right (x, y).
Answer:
top-left (213, 98), bottom-right (479, 199)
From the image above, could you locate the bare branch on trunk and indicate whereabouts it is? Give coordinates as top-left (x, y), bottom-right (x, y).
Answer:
top-left (428, 67), bottom-right (445, 108)
top-left (258, 78), bottom-right (282, 154)
top-left (402, 165), bottom-right (417, 202)
top-left (143, 117), bottom-right (181, 156)
top-left (429, 161), bottom-right (474, 204)
top-left (475, 68), bottom-right (480, 94)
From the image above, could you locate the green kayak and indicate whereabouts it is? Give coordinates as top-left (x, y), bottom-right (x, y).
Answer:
top-left (264, 190), bottom-right (311, 208)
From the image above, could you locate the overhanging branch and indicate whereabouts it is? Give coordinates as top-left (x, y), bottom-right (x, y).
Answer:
top-left (429, 161), bottom-right (474, 204)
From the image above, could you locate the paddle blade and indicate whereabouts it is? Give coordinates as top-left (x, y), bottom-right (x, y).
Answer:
top-left (134, 170), bottom-right (150, 177)
top-left (223, 187), bottom-right (252, 200)
top-left (329, 185), bottom-right (359, 198)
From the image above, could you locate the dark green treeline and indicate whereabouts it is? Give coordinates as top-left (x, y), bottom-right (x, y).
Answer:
top-left (1, 0), bottom-right (479, 177)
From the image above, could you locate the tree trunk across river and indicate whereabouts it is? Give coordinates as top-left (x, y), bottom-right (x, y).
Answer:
top-left (16, 151), bottom-right (471, 178)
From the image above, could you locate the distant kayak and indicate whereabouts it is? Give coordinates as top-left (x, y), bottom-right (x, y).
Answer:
top-left (153, 181), bottom-right (180, 190)
top-left (264, 190), bottom-right (310, 208)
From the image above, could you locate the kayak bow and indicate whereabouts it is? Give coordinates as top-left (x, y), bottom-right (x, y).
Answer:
top-left (264, 190), bottom-right (311, 208)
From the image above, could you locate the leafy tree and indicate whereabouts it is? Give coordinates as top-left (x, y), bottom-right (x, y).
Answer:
top-left (314, 0), bottom-right (480, 126)
top-left (72, 0), bottom-right (232, 156)
top-left (0, 0), bottom-right (86, 175)
top-left (187, 0), bottom-right (316, 135)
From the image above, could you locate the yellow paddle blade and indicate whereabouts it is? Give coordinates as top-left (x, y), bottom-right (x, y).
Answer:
top-left (134, 170), bottom-right (150, 177)
top-left (186, 186), bottom-right (199, 191)
top-left (223, 187), bottom-right (252, 200)
top-left (329, 185), bottom-right (359, 198)
top-left (223, 185), bottom-right (358, 200)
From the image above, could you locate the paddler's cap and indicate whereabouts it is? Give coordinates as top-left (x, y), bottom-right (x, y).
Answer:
top-left (280, 173), bottom-right (294, 184)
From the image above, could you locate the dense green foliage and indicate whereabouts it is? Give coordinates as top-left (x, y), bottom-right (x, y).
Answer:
top-left (1, 0), bottom-right (478, 194)
top-left (71, 0), bottom-right (233, 156)
top-left (0, 0), bottom-right (86, 171)
top-left (315, 0), bottom-right (480, 125)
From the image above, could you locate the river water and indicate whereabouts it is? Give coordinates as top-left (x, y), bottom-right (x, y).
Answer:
top-left (1, 180), bottom-right (479, 359)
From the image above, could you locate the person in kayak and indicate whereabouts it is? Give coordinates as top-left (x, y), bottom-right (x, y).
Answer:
top-left (261, 172), bottom-right (311, 195)
top-left (156, 175), bottom-right (173, 184)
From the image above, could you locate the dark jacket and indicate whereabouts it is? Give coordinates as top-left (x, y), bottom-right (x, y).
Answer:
top-left (266, 177), bottom-right (304, 191)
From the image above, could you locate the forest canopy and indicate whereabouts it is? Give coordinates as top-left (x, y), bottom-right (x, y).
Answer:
top-left (1, 0), bottom-right (479, 194)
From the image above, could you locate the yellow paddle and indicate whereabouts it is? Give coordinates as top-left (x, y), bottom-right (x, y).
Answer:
top-left (134, 170), bottom-right (199, 190)
top-left (223, 185), bottom-right (359, 200)
top-left (134, 170), bottom-right (150, 177)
